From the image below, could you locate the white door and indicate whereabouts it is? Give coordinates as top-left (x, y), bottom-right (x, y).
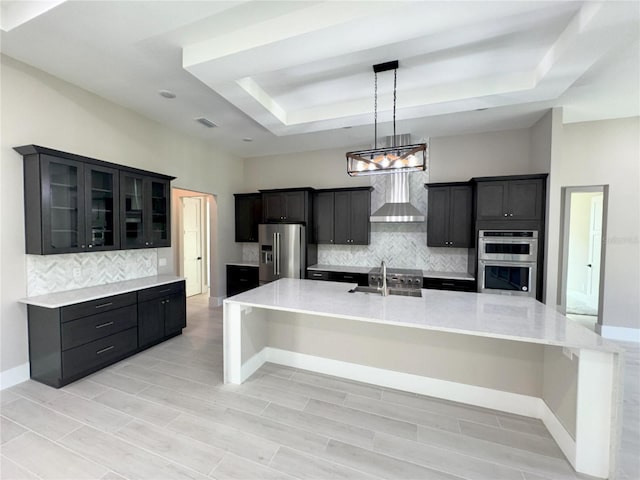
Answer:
top-left (182, 197), bottom-right (203, 297)
top-left (587, 194), bottom-right (603, 304)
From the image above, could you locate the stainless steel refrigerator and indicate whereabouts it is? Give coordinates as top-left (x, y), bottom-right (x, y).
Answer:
top-left (259, 224), bottom-right (306, 284)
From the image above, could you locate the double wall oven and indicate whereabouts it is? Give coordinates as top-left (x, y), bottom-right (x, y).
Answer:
top-left (478, 230), bottom-right (538, 297)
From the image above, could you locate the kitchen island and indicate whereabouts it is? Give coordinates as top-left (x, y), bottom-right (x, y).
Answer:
top-left (223, 278), bottom-right (623, 479)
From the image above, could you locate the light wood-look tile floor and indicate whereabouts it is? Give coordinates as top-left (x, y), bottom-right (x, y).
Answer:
top-left (1, 294), bottom-right (638, 479)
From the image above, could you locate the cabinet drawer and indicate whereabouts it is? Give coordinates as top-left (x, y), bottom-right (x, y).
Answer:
top-left (62, 327), bottom-right (137, 379)
top-left (423, 278), bottom-right (476, 292)
top-left (138, 281), bottom-right (185, 302)
top-left (61, 304), bottom-right (137, 351)
top-left (307, 270), bottom-right (329, 281)
top-left (61, 292), bottom-right (137, 323)
top-left (328, 272), bottom-right (368, 286)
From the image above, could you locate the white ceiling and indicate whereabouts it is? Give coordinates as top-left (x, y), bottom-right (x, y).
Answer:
top-left (1, 1), bottom-right (638, 158)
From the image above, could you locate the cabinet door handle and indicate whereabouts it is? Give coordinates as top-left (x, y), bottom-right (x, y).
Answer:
top-left (95, 321), bottom-right (114, 329)
top-left (158, 288), bottom-right (171, 293)
top-left (95, 302), bottom-right (113, 309)
top-left (343, 275), bottom-right (353, 279)
top-left (509, 213), bottom-right (513, 217)
top-left (503, 213), bottom-right (508, 217)
top-left (88, 244), bottom-right (93, 248)
top-left (312, 273), bottom-right (323, 277)
top-left (96, 345), bottom-right (114, 355)
top-left (240, 279), bottom-right (248, 282)
top-left (442, 282), bottom-right (455, 287)
top-left (166, 299), bottom-right (170, 304)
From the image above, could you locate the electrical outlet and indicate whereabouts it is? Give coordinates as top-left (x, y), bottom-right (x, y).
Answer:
top-left (72, 267), bottom-right (82, 280)
top-left (158, 258), bottom-right (167, 267)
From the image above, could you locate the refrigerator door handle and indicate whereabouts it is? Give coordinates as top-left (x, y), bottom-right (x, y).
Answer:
top-left (273, 232), bottom-right (277, 276)
top-left (276, 232), bottom-right (281, 275)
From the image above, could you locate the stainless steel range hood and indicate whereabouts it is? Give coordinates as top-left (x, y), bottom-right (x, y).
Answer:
top-left (370, 134), bottom-right (425, 223)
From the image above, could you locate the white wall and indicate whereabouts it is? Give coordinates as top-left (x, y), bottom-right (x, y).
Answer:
top-left (546, 117), bottom-right (640, 330)
top-left (244, 128), bottom-right (535, 191)
top-left (0, 55), bottom-right (244, 381)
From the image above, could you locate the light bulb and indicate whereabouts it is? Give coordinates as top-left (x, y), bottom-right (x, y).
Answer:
top-left (380, 155), bottom-right (390, 168)
top-left (393, 159), bottom-right (403, 168)
top-left (407, 155), bottom-right (417, 167)
top-left (368, 162), bottom-right (376, 170)
top-left (356, 161), bottom-right (365, 172)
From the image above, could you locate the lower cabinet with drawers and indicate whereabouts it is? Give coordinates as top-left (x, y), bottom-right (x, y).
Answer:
top-left (307, 270), bottom-right (369, 286)
top-left (227, 265), bottom-right (259, 297)
top-left (423, 277), bottom-right (476, 292)
top-left (26, 280), bottom-right (186, 388)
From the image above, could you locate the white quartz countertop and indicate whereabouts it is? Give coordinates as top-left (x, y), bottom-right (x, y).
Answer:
top-left (226, 261), bottom-right (259, 268)
top-left (225, 278), bottom-right (621, 353)
top-left (19, 275), bottom-right (185, 308)
top-left (307, 264), bottom-right (474, 280)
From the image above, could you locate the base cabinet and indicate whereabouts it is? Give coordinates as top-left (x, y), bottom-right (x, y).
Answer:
top-left (138, 282), bottom-right (186, 348)
top-left (227, 265), bottom-right (259, 297)
top-left (26, 280), bottom-right (186, 388)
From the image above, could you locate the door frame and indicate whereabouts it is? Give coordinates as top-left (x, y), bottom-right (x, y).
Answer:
top-left (173, 188), bottom-right (215, 300)
top-left (558, 185), bottom-right (608, 329)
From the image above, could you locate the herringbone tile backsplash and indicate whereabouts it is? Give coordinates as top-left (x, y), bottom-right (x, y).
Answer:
top-left (241, 169), bottom-right (469, 272)
top-left (27, 250), bottom-right (158, 296)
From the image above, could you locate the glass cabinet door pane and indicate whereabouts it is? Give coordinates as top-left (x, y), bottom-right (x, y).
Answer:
top-left (89, 168), bottom-right (116, 249)
top-left (122, 174), bottom-right (145, 247)
top-left (150, 180), bottom-right (169, 244)
top-left (48, 161), bottom-right (81, 250)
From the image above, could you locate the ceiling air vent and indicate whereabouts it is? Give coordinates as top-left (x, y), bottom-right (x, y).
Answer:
top-left (194, 117), bottom-right (218, 128)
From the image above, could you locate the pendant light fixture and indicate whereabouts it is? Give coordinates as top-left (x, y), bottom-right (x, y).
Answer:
top-left (346, 60), bottom-right (427, 176)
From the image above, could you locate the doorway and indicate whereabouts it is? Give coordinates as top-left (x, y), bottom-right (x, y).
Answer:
top-left (172, 188), bottom-right (216, 300)
top-left (559, 186), bottom-right (607, 331)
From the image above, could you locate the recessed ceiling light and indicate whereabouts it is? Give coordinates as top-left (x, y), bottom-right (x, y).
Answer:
top-left (242, 137), bottom-right (253, 142)
top-left (158, 89), bottom-right (176, 99)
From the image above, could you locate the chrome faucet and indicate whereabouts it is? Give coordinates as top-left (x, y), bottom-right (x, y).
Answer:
top-left (380, 260), bottom-right (388, 296)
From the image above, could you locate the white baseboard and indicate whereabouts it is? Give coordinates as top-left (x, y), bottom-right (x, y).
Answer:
top-left (600, 325), bottom-right (640, 343)
top-left (241, 348), bottom-right (267, 382)
top-left (539, 400), bottom-right (577, 469)
top-left (260, 347), bottom-right (540, 417)
top-left (0, 362), bottom-right (29, 390)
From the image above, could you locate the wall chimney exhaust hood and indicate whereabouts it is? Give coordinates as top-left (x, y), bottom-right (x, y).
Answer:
top-left (370, 171), bottom-right (425, 223)
top-left (369, 134), bottom-right (426, 223)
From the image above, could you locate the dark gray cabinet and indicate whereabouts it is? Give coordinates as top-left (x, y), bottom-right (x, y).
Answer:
top-left (20, 152), bottom-right (120, 254)
top-left (261, 189), bottom-right (310, 223)
top-left (27, 292), bottom-right (138, 388)
top-left (423, 277), bottom-right (475, 292)
top-left (307, 269), bottom-right (368, 286)
top-left (313, 191), bottom-right (335, 244)
top-left (120, 172), bottom-right (171, 249)
top-left (234, 193), bottom-right (262, 242)
top-left (26, 281), bottom-right (185, 388)
top-left (313, 187), bottom-right (372, 245)
top-left (475, 176), bottom-right (545, 222)
top-left (16, 145), bottom-right (173, 254)
top-left (425, 183), bottom-right (472, 248)
top-left (138, 282), bottom-right (186, 347)
top-left (226, 265), bottom-right (259, 297)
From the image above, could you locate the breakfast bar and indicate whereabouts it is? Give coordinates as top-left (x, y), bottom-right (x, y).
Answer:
top-left (223, 278), bottom-right (623, 479)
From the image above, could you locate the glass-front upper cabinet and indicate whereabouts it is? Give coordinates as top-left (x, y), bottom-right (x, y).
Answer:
top-left (120, 172), bottom-right (147, 249)
top-left (120, 173), bottom-right (170, 249)
top-left (85, 165), bottom-right (119, 251)
top-left (41, 156), bottom-right (85, 253)
top-left (150, 179), bottom-right (170, 247)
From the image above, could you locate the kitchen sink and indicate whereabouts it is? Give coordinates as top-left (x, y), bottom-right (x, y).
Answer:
top-left (348, 286), bottom-right (422, 298)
